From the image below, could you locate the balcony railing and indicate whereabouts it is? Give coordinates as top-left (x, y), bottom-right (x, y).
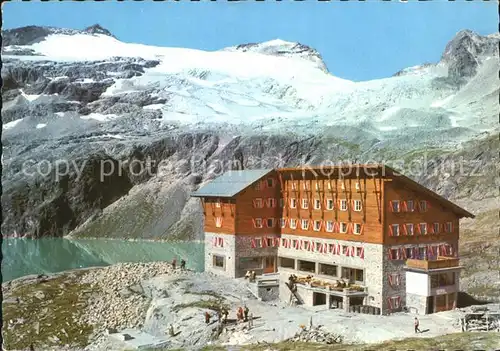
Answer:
top-left (406, 256), bottom-right (460, 270)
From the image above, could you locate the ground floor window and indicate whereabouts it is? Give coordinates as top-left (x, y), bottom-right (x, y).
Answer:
top-left (239, 257), bottom-right (261, 270)
top-left (213, 255), bottom-right (225, 269)
top-left (318, 263), bottom-right (338, 277)
top-left (341, 267), bottom-right (364, 283)
top-left (298, 259), bottom-right (315, 273)
top-left (279, 257), bottom-right (295, 269)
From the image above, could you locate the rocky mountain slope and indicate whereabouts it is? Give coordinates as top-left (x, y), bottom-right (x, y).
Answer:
top-left (1, 25), bottom-right (498, 292)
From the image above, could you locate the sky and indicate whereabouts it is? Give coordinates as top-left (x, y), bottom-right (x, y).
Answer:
top-left (2, 0), bottom-right (497, 81)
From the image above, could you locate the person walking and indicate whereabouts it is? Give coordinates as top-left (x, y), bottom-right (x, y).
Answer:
top-left (171, 258), bottom-right (177, 270)
top-left (180, 259), bottom-right (186, 270)
top-left (414, 317), bottom-right (421, 333)
top-left (243, 305), bottom-right (249, 322)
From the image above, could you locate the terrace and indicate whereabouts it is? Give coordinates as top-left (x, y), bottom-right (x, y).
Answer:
top-left (406, 256), bottom-right (461, 271)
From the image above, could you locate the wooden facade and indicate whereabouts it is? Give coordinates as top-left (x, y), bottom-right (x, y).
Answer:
top-left (198, 165), bottom-right (473, 245)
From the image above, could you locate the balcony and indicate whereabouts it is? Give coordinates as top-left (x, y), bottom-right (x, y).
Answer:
top-left (406, 256), bottom-right (460, 271)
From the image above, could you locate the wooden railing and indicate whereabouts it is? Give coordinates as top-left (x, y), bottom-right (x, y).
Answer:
top-left (406, 256), bottom-right (460, 270)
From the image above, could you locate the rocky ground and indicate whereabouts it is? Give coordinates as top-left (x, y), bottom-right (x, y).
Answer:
top-left (3, 262), bottom-right (499, 351)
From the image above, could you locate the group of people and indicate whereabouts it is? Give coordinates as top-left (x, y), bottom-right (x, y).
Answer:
top-left (204, 305), bottom-right (253, 327)
top-left (171, 258), bottom-right (186, 270)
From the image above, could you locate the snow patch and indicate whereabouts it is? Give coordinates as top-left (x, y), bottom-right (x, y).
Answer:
top-left (2, 119), bottom-right (23, 130)
top-left (36, 123), bottom-right (47, 129)
top-left (80, 113), bottom-right (120, 122)
top-left (143, 104), bottom-right (164, 110)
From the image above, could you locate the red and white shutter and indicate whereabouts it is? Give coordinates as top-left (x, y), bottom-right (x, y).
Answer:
top-left (359, 247), bottom-right (365, 259)
top-left (387, 297), bottom-right (393, 310)
top-left (402, 225), bottom-right (408, 236)
top-left (389, 201), bottom-right (394, 212)
top-left (388, 248), bottom-right (393, 260)
top-left (389, 225), bottom-right (394, 237)
top-left (262, 237), bottom-right (268, 248)
top-left (251, 238), bottom-right (256, 248)
top-left (347, 223), bottom-right (353, 234)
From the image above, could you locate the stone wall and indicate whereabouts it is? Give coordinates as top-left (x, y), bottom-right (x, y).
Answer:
top-left (204, 232), bottom-right (237, 278)
top-left (277, 234), bottom-right (385, 312)
top-left (234, 234), bottom-right (279, 277)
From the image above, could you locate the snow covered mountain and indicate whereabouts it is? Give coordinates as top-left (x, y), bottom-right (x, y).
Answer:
top-left (2, 24), bottom-right (499, 299)
top-left (1, 25), bottom-right (498, 239)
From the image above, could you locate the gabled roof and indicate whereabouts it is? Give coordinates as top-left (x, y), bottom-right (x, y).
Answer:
top-left (386, 166), bottom-right (475, 219)
top-left (277, 164), bottom-right (474, 219)
top-left (191, 169), bottom-right (274, 198)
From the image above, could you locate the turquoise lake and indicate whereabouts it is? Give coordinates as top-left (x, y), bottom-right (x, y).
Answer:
top-left (1, 238), bottom-right (205, 282)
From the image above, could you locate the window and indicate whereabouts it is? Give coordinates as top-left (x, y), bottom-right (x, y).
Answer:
top-left (326, 199), bottom-right (334, 210)
top-left (267, 218), bottom-right (275, 228)
top-left (405, 248), bottom-right (412, 258)
top-left (267, 238), bottom-right (273, 247)
top-left (298, 260), bottom-right (315, 273)
top-left (213, 255), bottom-right (225, 269)
top-left (327, 182), bottom-right (332, 190)
top-left (316, 242), bottom-right (322, 251)
top-left (418, 247), bottom-right (426, 259)
top-left (353, 223), bottom-right (362, 235)
top-left (445, 222), bottom-right (453, 233)
top-left (267, 198), bottom-right (276, 208)
top-left (315, 182), bottom-right (321, 190)
top-left (419, 200), bottom-right (427, 212)
top-left (255, 182), bottom-right (261, 191)
top-left (267, 178), bottom-right (275, 188)
top-left (353, 200), bottom-right (362, 212)
top-left (280, 218), bottom-right (286, 228)
top-left (215, 217), bottom-right (223, 228)
top-left (390, 296), bottom-right (401, 309)
top-left (326, 221), bottom-right (334, 232)
top-left (302, 198), bottom-right (309, 209)
top-left (342, 246), bottom-right (348, 254)
top-left (313, 220), bottom-right (321, 231)
top-left (314, 199), bottom-right (321, 210)
top-left (340, 199), bottom-right (348, 211)
top-left (434, 223), bottom-right (440, 234)
top-left (290, 198), bottom-right (297, 208)
top-left (301, 219), bottom-right (309, 230)
top-left (254, 198), bottom-right (263, 208)
top-left (391, 200), bottom-right (400, 212)
top-left (390, 224), bottom-right (399, 236)
top-left (279, 257), bottom-right (295, 269)
top-left (292, 239), bottom-right (298, 248)
top-left (390, 249), bottom-right (400, 260)
top-left (407, 200), bottom-right (414, 212)
top-left (291, 182), bottom-right (297, 190)
top-left (254, 218), bottom-right (263, 228)
top-left (215, 200), bottom-right (221, 208)
top-left (355, 269), bottom-right (364, 282)
top-left (355, 182), bottom-right (360, 190)
top-left (341, 182), bottom-right (345, 189)
top-left (406, 223), bottom-right (414, 235)
top-left (290, 219), bottom-right (297, 229)
top-left (419, 223), bottom-right (427, 235)
top-left (279, 198), bottom-right (284, 208)
top-left (328, 244), bottom-right (335, 253)
top-left (303, 182), bottom-right (310, 190)
top-left (356, 247), bottom-right (363, 257)
top-left (319, 263), bottom-right (337, 277)
top-left (340, 222), bottom-right (347, 233)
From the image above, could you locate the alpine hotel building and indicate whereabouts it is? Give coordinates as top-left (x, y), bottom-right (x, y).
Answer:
top-left (191, 165), bottom-right (474, 315)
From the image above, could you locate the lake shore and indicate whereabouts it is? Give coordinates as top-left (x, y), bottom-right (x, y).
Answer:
top-left (3, 262), bottom-right (500, 351)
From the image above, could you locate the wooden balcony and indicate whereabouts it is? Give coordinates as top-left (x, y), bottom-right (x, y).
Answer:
top-left (406, 256), bottom-right (460, 271)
